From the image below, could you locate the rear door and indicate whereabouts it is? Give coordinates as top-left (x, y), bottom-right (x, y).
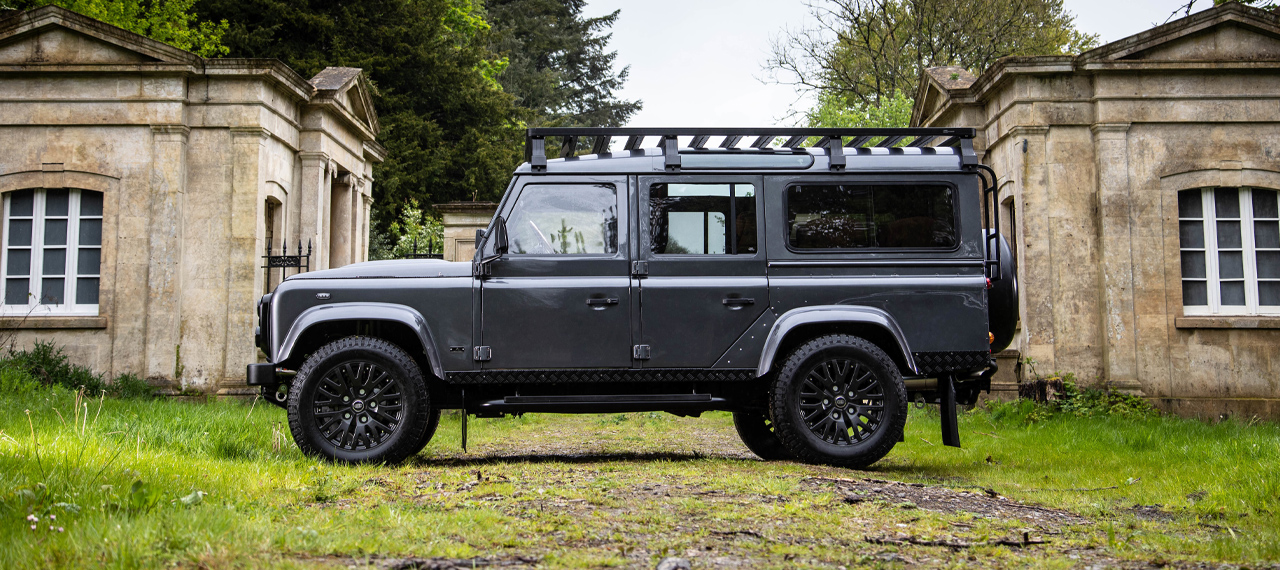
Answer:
top-left (635, 175), bottom-right (768, 368)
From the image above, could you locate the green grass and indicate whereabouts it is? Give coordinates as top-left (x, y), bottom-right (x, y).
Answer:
top-left (1, 377), bottom-right (1277, 568)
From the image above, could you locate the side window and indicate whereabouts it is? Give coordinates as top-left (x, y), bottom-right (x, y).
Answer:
top-left (2, 188), bottom-right (103, 315)
top-left (786, 184), bottom-right (956, 250)
top-left (506, 183), bottom-right (618, 255)
top-left (649, 183), bottom-right (757, 255)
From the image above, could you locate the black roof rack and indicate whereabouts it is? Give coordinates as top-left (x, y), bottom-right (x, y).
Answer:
top-left (524, 127), bottom-right (977, 172)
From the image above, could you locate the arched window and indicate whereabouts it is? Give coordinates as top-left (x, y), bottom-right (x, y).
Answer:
top-left (1178, 187), bottom-right (1280, 315)
top-left (1, 189), bottom-right (102, 315)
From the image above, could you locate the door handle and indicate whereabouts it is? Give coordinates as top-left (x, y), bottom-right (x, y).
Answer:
top-left (722, 297), bottom-right (755, 307)
top-left (586, 298), bottom-right (619, 306)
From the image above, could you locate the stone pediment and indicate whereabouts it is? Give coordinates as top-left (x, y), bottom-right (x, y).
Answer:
top-left (310, 67), bottom-right (379, 136)
top-left (1080, 3), bottom-right (1280, 64)
top-left (0, 5), bottom-right (202, 66)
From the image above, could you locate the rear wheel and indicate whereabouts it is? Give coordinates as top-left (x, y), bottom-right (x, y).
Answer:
top-left (770, 334), bottom-right (907, 468)
top-left (287, 336), bottom-right (436, 464)
top-left (733, 410), bottom-right (792, 461)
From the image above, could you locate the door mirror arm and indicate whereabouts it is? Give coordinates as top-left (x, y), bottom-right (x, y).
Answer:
top-left (473, 217), bottom-right (508, 278)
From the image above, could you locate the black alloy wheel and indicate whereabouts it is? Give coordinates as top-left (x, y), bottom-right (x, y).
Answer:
top-left (288, 336), bottom-right (438, 464)
top-left (770, 334), bottom-right (907, 468)
top-left (732, 410), bottom-right (792, 461)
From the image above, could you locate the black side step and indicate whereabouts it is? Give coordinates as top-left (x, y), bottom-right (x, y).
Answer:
top-left (475, 393), bottom-right (725, 414)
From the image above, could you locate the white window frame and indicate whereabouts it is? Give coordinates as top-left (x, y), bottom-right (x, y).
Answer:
top-left (1, 189), bottom-right (102, 316)
top-left (1179, 186), bottom-right (1280, 316)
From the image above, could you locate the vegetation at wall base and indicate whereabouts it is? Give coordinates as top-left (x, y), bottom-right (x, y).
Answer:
top-left (3, 340), bottom-right (152, 399)
top-left (1, 364), bottom-right (1277, 567)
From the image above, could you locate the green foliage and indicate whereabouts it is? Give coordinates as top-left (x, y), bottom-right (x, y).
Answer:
top-left (9, 0), bottom-right (229, 57)
top-left (195, 0), bottom-right (525, 229)
top-left (804, 89), bottom-right (914, 129)
top-left (486, 0), bottom-right (641, 127)
top-left (369, 200), bottom-right (445, 261)
top-left (767, 0), bottom-right (1098, 108)
top-left (1056, 377), bottom-right (1158, 418)
top-left (2, 341), bottom-right (152, 398)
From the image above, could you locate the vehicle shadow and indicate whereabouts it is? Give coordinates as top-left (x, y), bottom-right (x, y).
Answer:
top-left (408, 450), bottom-right (752, 468)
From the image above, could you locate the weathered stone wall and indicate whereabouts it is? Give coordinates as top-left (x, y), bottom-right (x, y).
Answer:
top-left (914, 4), bottom-right (1280, 418)
top-left (0, 7), bottom-right (383, 394)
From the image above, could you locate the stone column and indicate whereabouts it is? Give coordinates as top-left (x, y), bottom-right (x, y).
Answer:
top-left (360, 192), bottom-right (373, 262)
top-left (219, 127), bottom-right (269, 393)
top-left (438, 202), bottom-right (498, 262)
top-left (1011, 125), bottom-right (1057, 371)
top-left (1092, 123), bottom-right (1141, 390)
top-left (328, 175), bottom-right (352, 268)
top-left (144, 125), bottom-right (188, 388)
top-left (297, 152), bottom-right (330, 271)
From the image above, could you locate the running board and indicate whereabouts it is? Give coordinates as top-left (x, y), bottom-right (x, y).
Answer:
top-left (474, 393), bottom-right (725, 414)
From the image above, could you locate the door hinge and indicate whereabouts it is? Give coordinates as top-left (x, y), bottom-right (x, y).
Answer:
top-left (473, 346), bottom-right (492, 362)
top-left (633, 344), bottom-right (651, 360)
top-left (631, 261), bottom-right (648, 277)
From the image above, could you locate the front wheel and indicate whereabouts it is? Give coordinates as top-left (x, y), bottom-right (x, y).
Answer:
top-left (287, 336), bottom-right (438, 464)
top-left (769, 334), bottom-right (907, 469)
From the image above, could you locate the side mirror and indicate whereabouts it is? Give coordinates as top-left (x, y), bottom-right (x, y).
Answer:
top-left (492, 216), bottom-right (509, 255)
top-left (475, 228), bottom-right (486, 246)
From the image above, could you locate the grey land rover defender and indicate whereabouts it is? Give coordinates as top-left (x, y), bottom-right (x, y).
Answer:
top-left (248, 127), bottom-right (1017, 467)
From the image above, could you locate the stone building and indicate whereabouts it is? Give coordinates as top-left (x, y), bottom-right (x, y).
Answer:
top-left (912, 3), bottom-right (1280, 418)
top-left (0, 6), bottom-right (382, 393)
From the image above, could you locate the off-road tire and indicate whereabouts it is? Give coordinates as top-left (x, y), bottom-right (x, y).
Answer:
top-left (733, 410), bottom-right (792, 461)
top-left (287, 336), bottom-right (436, 464)
top-left (770, 334), bottom-right (907, 469)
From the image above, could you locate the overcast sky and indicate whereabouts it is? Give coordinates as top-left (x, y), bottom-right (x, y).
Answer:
top-left (580, 0), bottom-right (1215, 127)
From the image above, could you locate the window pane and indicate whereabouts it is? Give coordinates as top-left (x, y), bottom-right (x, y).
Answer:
top-left (1215, 187), bottom-right (1240, 218)
top-left (1178, 189), bottom-right (1203, 218)
top-left (1216, 221), bottom-right (1242, 248)
top-left (6, 249), bottom-right (29, 276)
top-left (39, 278), bottom-right (63, 304)
top-left (4, 278), bottom-right (28, 304)
top-left (734, 184), bottom-right (757, 254)
top-left (787, 184), bottom-right (956, 249)
top-left (1180, 251), bottom-right (1206, 278)
top-left (8, 189), bottom-right (33, 217)
top-left (8, 219), bottom-right (31, 246)
top-left (1257, 251), bottom-right (1280, 279)
top-left (78, 219), bottom-right (102, 246)
top-left (1219, 251), bottom-right (1244, 279)
top-left (1255, 221), bottom-right (1280, 249)
top-left (506, 184), bottom-right (617, 255)
top-left (1182, 280), bottom-right (1208, 306)
top-left (1221, 281), bottom-right (1246, 306)
top-left (44, 189), bottom-right (68, 216)
top-left (76, 278), bottom-right (99, 305)
top-left (80, 191), bottom-right (103, 217)
top-left (651, 184), bottom-right (731, 255)
top-left (77, 248), bottom-right (100, 275)
top-left (1253, 189), bottom-right (1279, 219)
top-left (1179, 221), bottom-right (1204, 249)
top-left (44, 219), bottom-right (67, 246)
top-left (1260, 281), bottom-right (1280, 306)
top-left (42, 248), bottom-right (65, 276)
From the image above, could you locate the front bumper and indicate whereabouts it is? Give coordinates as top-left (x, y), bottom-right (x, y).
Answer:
top-left (246, 363), bottom-right (277, 386)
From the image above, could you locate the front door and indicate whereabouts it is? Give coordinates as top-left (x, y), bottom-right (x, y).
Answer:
top-left (636, 175), bottom-right (768, 368)
top-left (480, 176), bottom-right (632, 369)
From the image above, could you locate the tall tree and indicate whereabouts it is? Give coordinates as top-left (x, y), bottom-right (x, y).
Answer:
top-left (6, 0), bottom-right (229, 56)
top-left (195, 0), bottom-right (523, 228)
top-left (486, 0), bottom-right (640, 127)
top-left (767, 0), bottom-right (1097, 109)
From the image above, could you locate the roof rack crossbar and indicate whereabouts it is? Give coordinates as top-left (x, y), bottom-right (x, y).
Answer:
top-left (719, 135), bottom-right (743, 148)
top-left (522, 128), bottom-right (976, 172)
top-left (559, 136), bottom-right (577, 159)
top-left (591, 136), bottom-right (610, 155)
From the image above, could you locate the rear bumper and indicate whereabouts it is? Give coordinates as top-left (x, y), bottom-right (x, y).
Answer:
top-left (246, 363), bottom-right (276, 386)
